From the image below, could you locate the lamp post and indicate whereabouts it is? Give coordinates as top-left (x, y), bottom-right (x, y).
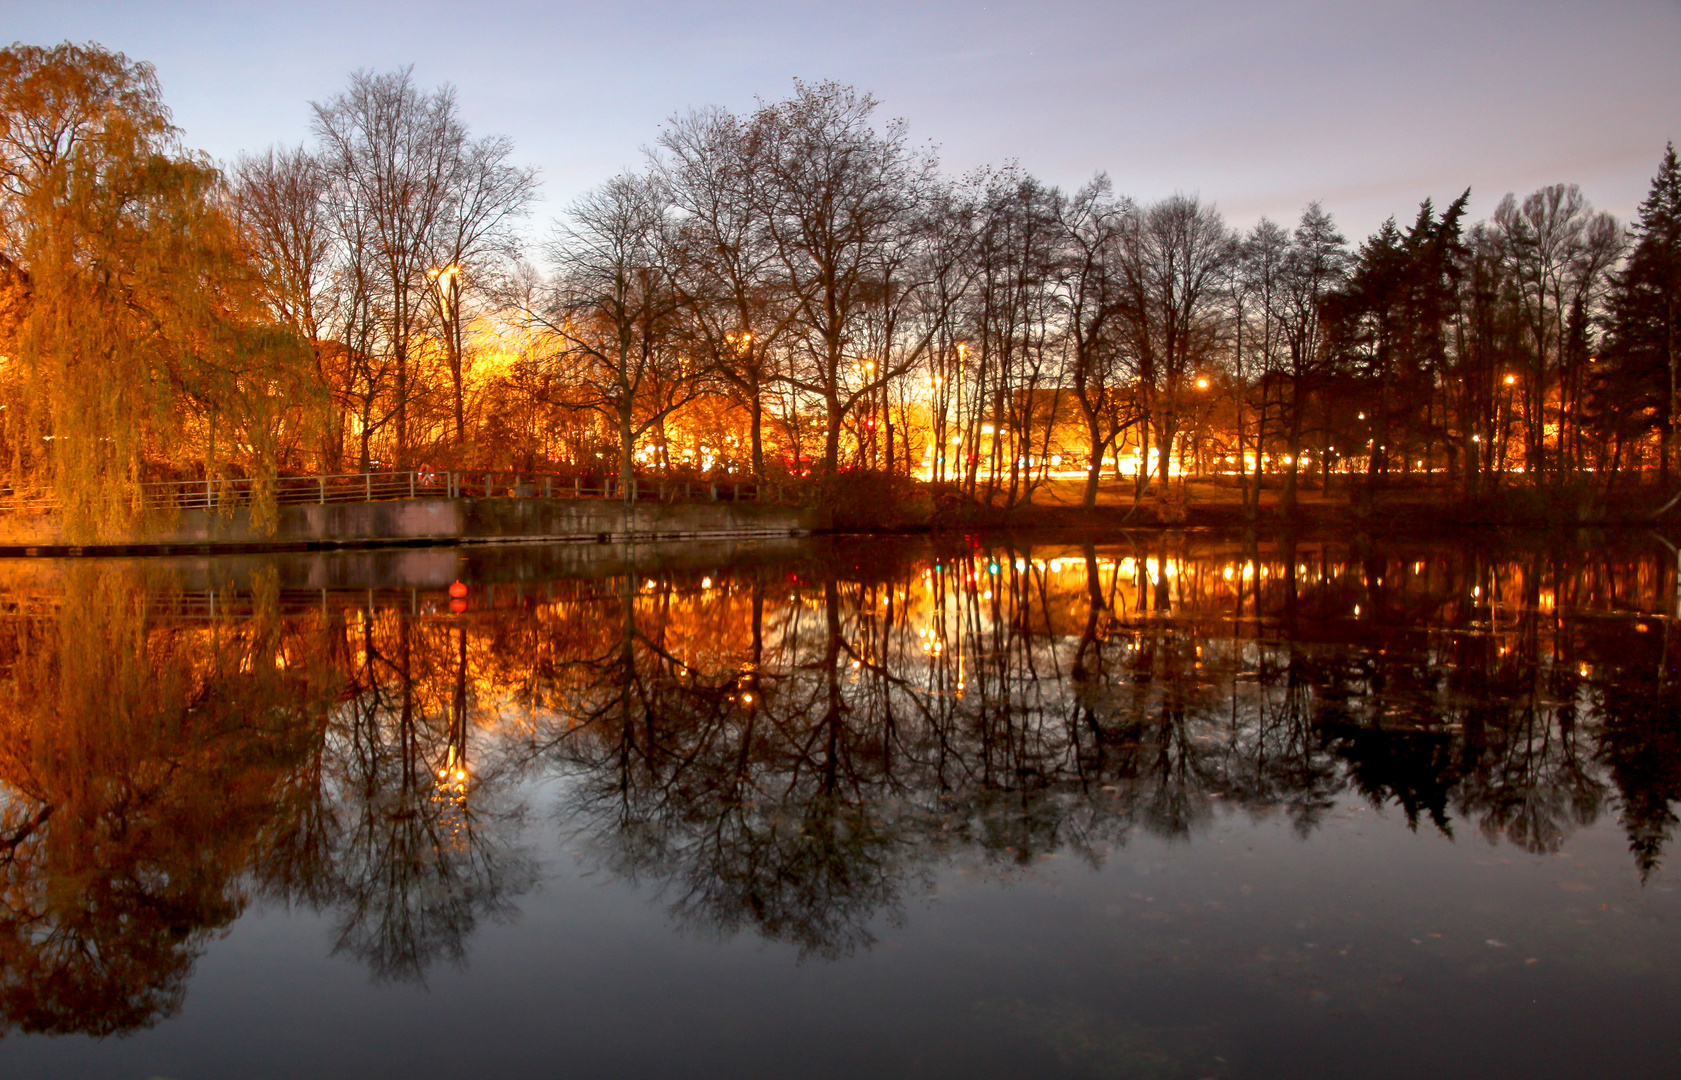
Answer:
top-left (1502, 373), bottom-right (1518, 476)
top-left (1193, 376), bottom-right (1210, 478)
top-left (954, 342), bottom-right (966, 485)
top-left (865, 359), bottom-right (878, 469)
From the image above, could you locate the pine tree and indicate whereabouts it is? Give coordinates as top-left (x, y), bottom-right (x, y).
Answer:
top-left (1597, 145), bottom-right (1681, 478)
top-left (0, 43), bottom-right (319, 540)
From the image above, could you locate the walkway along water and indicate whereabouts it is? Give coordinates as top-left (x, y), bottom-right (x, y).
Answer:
top-left (0, 470), bottom-right (827, 556)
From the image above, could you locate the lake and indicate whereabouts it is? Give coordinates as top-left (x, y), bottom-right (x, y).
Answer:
top-left (0, 530), bottom-right (1678, 1079)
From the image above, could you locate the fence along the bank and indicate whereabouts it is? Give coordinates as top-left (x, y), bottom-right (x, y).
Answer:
top-left (0, 471), bottom-right (782, 514)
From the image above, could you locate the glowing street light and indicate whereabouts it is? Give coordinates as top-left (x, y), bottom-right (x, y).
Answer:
top-left (429, 264), bottom-right (466, 444)
top-left (427, 264), bottom-right (461, 315)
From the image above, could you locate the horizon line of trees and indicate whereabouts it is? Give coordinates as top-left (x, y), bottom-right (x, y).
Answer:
top-left (2, 42), bottom-right (1679, 537)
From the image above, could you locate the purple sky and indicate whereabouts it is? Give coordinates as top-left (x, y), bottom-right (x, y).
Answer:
top-left (8, 0), bottom-right (1679, 243)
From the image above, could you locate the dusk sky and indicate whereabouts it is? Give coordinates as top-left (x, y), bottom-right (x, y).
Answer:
top-left (8, 0), bottom-right (1679, 243)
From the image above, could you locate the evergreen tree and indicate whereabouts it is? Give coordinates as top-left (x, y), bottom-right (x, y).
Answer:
top-left (1596, 144), bottom-right (1681, 478)
top-left (1276, 202), bottom-right (1349, 508)
top-left (1324, 195), bottom-right (1469, 484)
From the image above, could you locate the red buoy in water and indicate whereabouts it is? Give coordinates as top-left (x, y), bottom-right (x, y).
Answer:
top-left (449, 580), bottom-right (468, 599)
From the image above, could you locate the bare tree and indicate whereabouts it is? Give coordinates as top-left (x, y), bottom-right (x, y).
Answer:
top-left (956, 166), bottom-right (1061, 506)
top-left (1116, 195), bottom-right (1234, 489)
top-left (1053, 175), bottom-right (1132, 507)
top-left (1494, 184), bottom-right (1619, 475)
top-left (1230, 219), bottom-right (1286, 517)
top-left (424, 134), bottom-right (536, 449)
top-left (541, 173), bottom-right (703, 492)
top-left (1275, 203), bottom-right (1349, 508)
top-left (657, 106), bottom-right (796, 484)
top-left (231, 145), bottom-right (337, 463)
top-left (748, 81), bottom-right (937, 479)
top-left (312, 68), bottom-right (484, 465)
top-left (231, 146), bottom-right (332, 350)
top-left (916, 181), bottom-right (981, 486)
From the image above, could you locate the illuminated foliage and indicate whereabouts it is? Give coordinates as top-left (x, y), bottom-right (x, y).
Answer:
top-left (0, 42), bottom-right (321, 540)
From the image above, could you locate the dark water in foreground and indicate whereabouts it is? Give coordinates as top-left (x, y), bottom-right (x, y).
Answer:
top-left (1, 530), bottom-right (1680, 1079)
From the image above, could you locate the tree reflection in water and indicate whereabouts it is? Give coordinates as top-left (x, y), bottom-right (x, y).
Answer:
top-left (0, 531), bottom-right (1678, 1034)
top-left (0, 566), bottom-right (332, 1035)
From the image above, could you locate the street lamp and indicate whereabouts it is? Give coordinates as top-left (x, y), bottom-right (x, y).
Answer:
top-left (427, 264), bottom-right (461, 314)
top-left (429, 265), bottom-right (465, 444)
top-left (952, 342), bottom-right (966, 484)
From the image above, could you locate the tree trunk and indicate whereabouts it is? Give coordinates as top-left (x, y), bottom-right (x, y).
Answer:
top-left (1283, 402), bottom-right (1304, 515)
top-left (1083, 431), bottom-right (1103, 508)
top-left (823, 390), bottom-right (842, 478)
top-left (619, 402), bottom-right (636, 500)
top-left (451, 334), bottom-right (465, 449)
top-left (749, 391), bottom-right (764, 484)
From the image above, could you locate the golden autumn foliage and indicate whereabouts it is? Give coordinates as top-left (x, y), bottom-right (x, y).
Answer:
top-left (0, 42), bottom-right (322, 540)
top-left (0, 568), bottom-right (331, 1035)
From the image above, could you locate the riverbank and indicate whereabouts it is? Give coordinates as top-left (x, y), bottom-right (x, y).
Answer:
top-left (1, 476), bottom-right (1670, 558)
top-left (911, 477), bottom-right (1678, 532)
top-left (0, 496), bottom-right (828, 557)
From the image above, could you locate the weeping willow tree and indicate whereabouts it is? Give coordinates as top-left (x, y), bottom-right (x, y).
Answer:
top-left (0, 42), bottom-right (322, 540)
top-left (0, 563), bottom-right (333, 1034)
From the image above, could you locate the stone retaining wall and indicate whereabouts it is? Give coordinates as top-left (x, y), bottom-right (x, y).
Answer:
top-left (0, 497), bottom-right (828, 555)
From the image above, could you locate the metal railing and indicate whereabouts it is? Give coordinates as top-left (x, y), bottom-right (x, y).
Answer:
top-left (446, 472), bottom-right (778, 504)
top-left (0, 470), bottom-right (783, 514)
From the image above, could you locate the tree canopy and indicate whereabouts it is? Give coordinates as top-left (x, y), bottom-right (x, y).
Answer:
top-left (0, 42), bottom-right (320, 540)
top-left (3, 42), bottom-right (1679, 524)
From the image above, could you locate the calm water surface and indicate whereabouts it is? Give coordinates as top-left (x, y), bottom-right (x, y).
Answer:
top-left (1, 531), bottom-right (1679, 1079)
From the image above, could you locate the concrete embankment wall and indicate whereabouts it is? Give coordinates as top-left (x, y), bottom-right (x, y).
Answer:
top-left (0, 533), bottom-right (831, 595)
top-left (0, 497), bottom-right (828, 555)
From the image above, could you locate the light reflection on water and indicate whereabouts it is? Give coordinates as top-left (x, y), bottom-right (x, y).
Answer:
top-left (0, 531), bottom-right (1679, 1079)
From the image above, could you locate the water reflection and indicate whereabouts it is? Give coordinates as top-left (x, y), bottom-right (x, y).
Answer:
top-left (0, 566), bottom-right (331, 1035)
top-left (0, 531), bottom-right (1678, 1037)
